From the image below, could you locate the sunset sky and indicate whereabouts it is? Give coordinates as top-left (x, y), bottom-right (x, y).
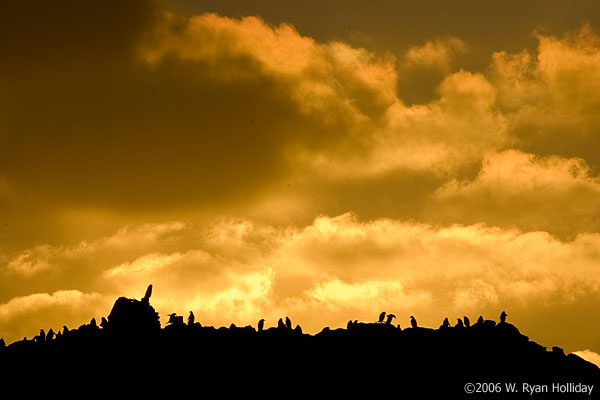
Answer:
top-left (1, 0), bottom-right (600, 363)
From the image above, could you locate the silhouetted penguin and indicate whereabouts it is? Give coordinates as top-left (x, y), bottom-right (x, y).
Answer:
top-left (294, 325), bottom-right (303, 334)
top-left (277, 318), bottom-right (286, 329)
top-left (378, 311), bottom-right (386, 323)
top-left (90, 317), bottom-right (97, 328)
top-left (36, 329), bottom-right (46, 343)
top-left (285, 316), bottom-right (292, 329)
top-left (258, 319), bottom-right (265, 331)
top-left (46, 329), bottom-right (55, 341)
top-left (386, 314), bottom-right (396, 325)
top-left (188, 311), bottom-right (195, 326)
top-left (477, 315), bottom-right (484, 324)
top-left (410, 316), bottom-right (418, 328)
top-left (168, 313), bottom-right (184, 325)
top-left (142, 284), bottom-right (152, 304)
top-left (455, 318), bottom-right (464, 328)
top-left (62, 326), bottom-right (69, 335)
top-left (463, 316), bottom-right (470, 327)
top-left (442, 317), bottom-right (450, 328)
top-left (347, 320), bottom-right (354, 329)
top-left (100, 317), bottom-right (108, 329)
top-left (500, 311), bottom-right (507, 323)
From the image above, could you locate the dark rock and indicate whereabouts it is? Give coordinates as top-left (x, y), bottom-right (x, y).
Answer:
top-left (105, 296), bottom-right (160, 334)
top-left (0, 291), bottom-right (598, 397)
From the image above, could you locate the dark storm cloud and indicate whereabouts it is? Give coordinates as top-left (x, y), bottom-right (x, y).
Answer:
top-left (0, 0), bottom-right (157, 71)
top-left (0, 1), bottom-right (328, 213)
top-left (170, 0), bottom-right (600, 66)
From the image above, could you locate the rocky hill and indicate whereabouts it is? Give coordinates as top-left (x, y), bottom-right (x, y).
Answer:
top-left (1, 288), bottom-right (598, 398)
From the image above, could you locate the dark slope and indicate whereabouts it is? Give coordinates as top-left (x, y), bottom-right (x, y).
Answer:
top-left (1, 291), bottom-right (598, 398)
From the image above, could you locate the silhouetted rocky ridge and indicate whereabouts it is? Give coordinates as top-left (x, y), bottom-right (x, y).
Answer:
top-left (1, 287), bottom-right (598, 398)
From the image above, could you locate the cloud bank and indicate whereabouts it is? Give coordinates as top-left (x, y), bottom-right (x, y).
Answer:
top-left (2, 215), bottom-right (600, 355)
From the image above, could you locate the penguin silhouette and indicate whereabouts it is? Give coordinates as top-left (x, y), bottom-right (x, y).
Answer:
top-left (410, 316), bottom-right (418, 328)
top-left (142, 284), bottom-right (152, 304)
top-left (385, 314), bottom-right (396, 325)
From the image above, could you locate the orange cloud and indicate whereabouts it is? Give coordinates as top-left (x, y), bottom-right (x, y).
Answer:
top-left (491, 24), bottom-right (600, 167)
top-left (3, 214), bottom-right (600, 354)
top-left (141, 13), bottom-right (507, 179)
top-left (573, 350), bottom-right (600, 368)
top-left (0, 291), bottom-right (110, 341)
top-left (428, 150), bottom-right (600, 237)
top-left (403, 36), bottom-right (467, 73)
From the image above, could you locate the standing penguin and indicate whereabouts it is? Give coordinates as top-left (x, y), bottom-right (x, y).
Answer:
top-left (142, 284), bottom-right (152, 304)
top-left (385, 314), bottom-right (396, 325)
top-left (410, 316), bottom-right (418, 328)
top-left (500, 311), bottom-right (508, 323)
top-left (258, 319), bottom-right (265, 332)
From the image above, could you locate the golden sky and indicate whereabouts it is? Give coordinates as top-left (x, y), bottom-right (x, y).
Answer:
top-left (1, 0), bottom-right (600, 364)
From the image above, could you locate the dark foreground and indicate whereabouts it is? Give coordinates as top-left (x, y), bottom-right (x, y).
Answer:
top-left (1, 290), bottom-right (598, 398)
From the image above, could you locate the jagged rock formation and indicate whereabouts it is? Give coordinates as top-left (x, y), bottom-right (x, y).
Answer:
top-left (0, 292), bottom-right (598, 397)
top-left (105, 296), bottom-right (161, 335)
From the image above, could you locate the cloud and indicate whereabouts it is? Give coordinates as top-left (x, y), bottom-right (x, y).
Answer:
top-left (0, 290), bottom-right (111, 341)
top-left (144, 12), bottom-right (401, 166)
top-left (0, 5), bottom-right (512, 227)
top-left (0, 222), bottom-right (189, 302)
top-left (573, 350), bottom-right (600, 368)
top-left (403, 36), bottom-right (468, 73)
top-left (104, 250), bottom-right (273, 323)
top-left (376, 70), bottom-right (507, 173)
top-left (299, 69), bottom-right (508, 178)
top-left (427, 150), bottom-right (600, 237)
top-left (490, 24), bottom-right (600, 165)
top-left (5, 2), bottom-right (586, 260)
top-left (4, 221), bottom-right (187, 275)
top-left (0, 8), bottom-right (326, 214)
top-left (3, 214), bottom-right (600, 353)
